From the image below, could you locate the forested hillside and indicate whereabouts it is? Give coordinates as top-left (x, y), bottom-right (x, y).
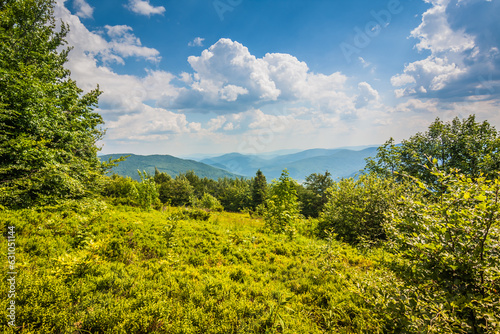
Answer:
top-left (99, 154), bottom-right (241, 181)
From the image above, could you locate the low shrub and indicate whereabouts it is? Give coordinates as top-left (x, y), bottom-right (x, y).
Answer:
top-left (190, 193), bottom-right (224, 212)
top-left (317, 174), bottom-right (404, 244)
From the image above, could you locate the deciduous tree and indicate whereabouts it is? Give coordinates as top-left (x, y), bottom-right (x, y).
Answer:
top-left (0, 0), bottom-right (106, 208)
top-left (365, 115), bottom-right (500, 184)
top-left (264, 170), bottom-right (300, 238)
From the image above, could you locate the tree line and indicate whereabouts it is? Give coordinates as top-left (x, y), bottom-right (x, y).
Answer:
top-left (102, 167), bottom-right (333, 218)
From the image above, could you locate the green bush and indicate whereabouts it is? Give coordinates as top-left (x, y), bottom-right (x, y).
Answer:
top-left (190, 193), bottom-right (223, 212)
top-left (136, 170), bottom-right (160, 210)
top-left (386, 167), bottom-right (500, 333)
top-left (318, 174), bottom-right (403, 244)
top-left (181, 207), bottom-right (211, 221)
top-left (264, 170), bottom-right (300, 238)
top-left (102, 174), bottom-right (139, 206)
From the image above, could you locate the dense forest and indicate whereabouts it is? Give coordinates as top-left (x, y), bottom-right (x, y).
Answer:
top-left (1, 0), bottom-right (499, 333)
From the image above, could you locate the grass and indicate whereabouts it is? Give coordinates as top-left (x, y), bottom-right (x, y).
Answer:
top-left (1, 200), bottom-right (400, 333)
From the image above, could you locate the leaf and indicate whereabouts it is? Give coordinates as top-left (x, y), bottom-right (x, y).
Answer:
top-left (475, 194), bottom-right (487, 202)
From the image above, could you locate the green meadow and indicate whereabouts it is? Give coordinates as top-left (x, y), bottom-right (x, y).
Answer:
top-left (1, 201), bottom-right (400, 333)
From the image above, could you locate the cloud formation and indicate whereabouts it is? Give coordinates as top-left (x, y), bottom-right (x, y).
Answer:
top-left (391, 0), bottom-right (500, 100)
top-left (73, 0), bottom-right (93, 19)
top-left (188, 37), bottom-right (205, 47)
top-left (126, 0), bottom-right (166, 16)
top-left (53, 0), bottom-right (172, 116)
top-left (355, 82), bottom-right (380, 109)
top-left (106, 106), bottom-right (199, 141)
top-left (53, 0), bottom-right (500, 156)
top-left (170, 38), bottom-right (356, 114)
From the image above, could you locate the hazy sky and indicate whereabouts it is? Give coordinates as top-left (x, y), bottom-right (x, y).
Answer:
top-left (55, 0), bottom-right (500, 156)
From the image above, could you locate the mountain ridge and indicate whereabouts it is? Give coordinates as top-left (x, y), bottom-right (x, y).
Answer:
top-left (100, 146), bottom-right (379, 182)
top-left (99, 153), bottom-right (242, 181)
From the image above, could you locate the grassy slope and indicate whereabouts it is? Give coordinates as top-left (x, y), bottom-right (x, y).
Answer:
top-left (0, 202), bottom-right (399, 333)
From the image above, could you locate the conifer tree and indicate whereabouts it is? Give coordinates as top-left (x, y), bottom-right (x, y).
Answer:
top-left (251, 169), bottom-right (267, 210)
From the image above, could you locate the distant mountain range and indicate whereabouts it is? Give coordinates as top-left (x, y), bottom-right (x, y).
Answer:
top-left (100, 146), bottom-right (379, 182)
top-left (99, 154), bottom-right (242, 181)
top-left (199, 147), bottom-right (378, 181)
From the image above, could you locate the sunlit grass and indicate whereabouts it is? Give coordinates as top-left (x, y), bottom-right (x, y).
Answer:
top-left (1, 201), bottom-right (399, 333)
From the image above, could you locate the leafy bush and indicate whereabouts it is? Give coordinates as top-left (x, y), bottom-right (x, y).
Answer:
top-left (102, 174), bottom-right (139, 206)
top-left (190, 193), bottom-right (223, 212)
top-left (318, 174), bottom-right (404, 244)
top-left (136, 170), bottom-right (160, 210)
top-left (264, 170), bottom-right (300, 239)
top-left (386, 167), bottom-right (500, 333)
top-left (180, 207), bottom-right (211, 221)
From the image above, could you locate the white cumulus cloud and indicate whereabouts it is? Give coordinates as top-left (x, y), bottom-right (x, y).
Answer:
top-left (106, 106), bottom-right (198, 141)
top-left (73, 0), bottom-right (93, 19)
top-left (172, 38), bottom-right (354, 114)
top-left (391, 0), bottom-right (500, 100)
top-left (126, 0), bottom-right (166, 16)
top-left (355, 82), bottom-right (380, 109)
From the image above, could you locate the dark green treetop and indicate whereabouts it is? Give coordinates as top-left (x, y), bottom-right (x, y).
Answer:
top-left (251, 169), bottom-right (267, 210)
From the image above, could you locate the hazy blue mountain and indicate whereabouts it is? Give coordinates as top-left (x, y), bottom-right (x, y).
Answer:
top-left (100, 146), bottom-right (379, 182)
top-left (200, 147), bottom-right (378, 181)
top-left (201, 153), bottom-right (269, 176)
top-left (183, 148), bottom-right (303, 161)
top-left (266, 148), bottom-right (344, 165)
top-left (100, 154), bottom-right (242, 180)
top-left (277, 148), bottom-right (378, 181)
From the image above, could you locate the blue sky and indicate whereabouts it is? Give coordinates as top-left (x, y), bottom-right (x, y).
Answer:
top-left (54, 0), bottom-right (500, 156)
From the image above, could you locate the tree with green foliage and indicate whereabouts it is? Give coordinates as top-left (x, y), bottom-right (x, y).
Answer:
top-left (217, 177), bottom-right (251, 212)
top-left (0, 0), bottom-right (108, 208)
top-left (364, 138), bottom-right (402, 179)
top-left (158, 175), bottom-right (194, 207)
top-left (299, 171), bottom-right (334, 217)
top-left (154, 167), bottom-right (171, 184)
top-left (318, 174), bottom-right (404, 244)
top-left (183, 170), bottom-right (203, 197)
top-left (251, 169), bottom-right (267, 210)
top-left (366, 115), bottom-right (500, 184)
top-left (387, 166), bottom-right (500, 333)
top-left (264, 170), bottom-right (300, 238)
top-left (177, 170), bottom-right (219, 199)
top-left (136, 170), bottom-right (160, 210)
